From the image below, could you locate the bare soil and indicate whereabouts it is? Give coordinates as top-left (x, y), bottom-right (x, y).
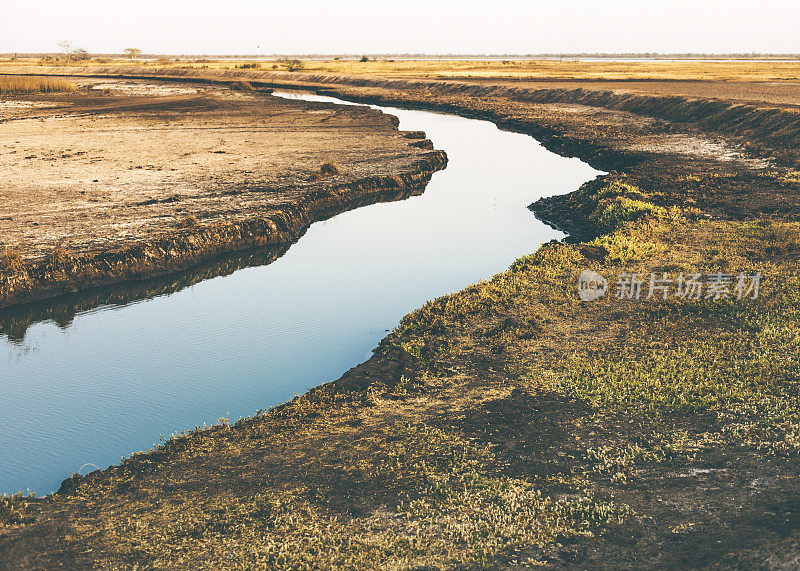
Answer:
top-left (0, 77), bottom-right (445, 306)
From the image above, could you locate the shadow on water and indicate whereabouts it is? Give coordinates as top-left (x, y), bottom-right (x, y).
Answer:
top-left (0, 245), bottom-right (288, 343)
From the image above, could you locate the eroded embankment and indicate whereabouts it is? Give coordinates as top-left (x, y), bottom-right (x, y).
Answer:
top-left (0, 167), bottom-right (443, 308)
top-left (0, 78), bottom-right (447, 307)
top-left (2, 71), bottom-right (800, 568)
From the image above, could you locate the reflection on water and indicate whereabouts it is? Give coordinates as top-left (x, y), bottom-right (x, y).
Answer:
top-left (0, 92), bottom-right (600, 494)
top-left (0, 245), bottom-right (288, 344)
top-left (1, 185), bottom-right (427, 344)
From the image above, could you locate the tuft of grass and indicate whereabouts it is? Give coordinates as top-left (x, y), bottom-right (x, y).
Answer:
top-left (178, 214), bottom-right (200, 228)
top-left (588, 182), bottom-right (670, 231)
top-left (0, 248), bottom-right (24, 273)
top-left (0, 76), bottom-right (76, 94)
top-left (0, 495), bottom-right (27, 526)
top-left (319, 160), bottom-right (341, 176)
top-left (46, 247), bottom-right (73, 270)
top-left (310, 160), bottom-right (343, 181)
top-left (230, 80), bottom-right (253, 92)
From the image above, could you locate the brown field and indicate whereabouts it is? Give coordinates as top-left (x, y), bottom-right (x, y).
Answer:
top-left (6, 57), bottom-right (800, 108)
top-left (4, 55), bottom-right (800, 82)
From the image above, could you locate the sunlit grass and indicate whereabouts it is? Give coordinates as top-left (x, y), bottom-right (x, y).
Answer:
top-left (385, 173), bottom-right (800, 491)
top-left (0, 76), bottom-right (76, 94)
top-left (3, 56), bottom-right (800, 82)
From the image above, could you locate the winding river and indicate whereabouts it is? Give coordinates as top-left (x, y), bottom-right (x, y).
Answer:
top-left (0, 91), bottom-right (599, 495)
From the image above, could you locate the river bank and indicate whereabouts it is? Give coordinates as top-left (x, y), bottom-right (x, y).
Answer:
top-left (0, 76), bottom-right (445, 307)
top-left (2, 68), bottom-right (800, 568)
top-left (1, 91), bottom-right (591, 496)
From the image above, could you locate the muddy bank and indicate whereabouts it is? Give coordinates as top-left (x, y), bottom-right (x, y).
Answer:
top-left (0, 243), bottom-right (294, 342)
top-left (0, 77), bottom-right (446, 307)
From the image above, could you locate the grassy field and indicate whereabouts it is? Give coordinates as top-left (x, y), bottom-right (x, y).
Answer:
top-left (3, 56), bottom-right (800, 82)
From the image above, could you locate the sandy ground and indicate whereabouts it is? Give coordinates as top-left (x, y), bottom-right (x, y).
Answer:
top-left (0, 78), bottom-right (436, 262)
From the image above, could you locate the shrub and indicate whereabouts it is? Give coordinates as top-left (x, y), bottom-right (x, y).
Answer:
top-left (360, 55), bottom-right (369, 62)
top-left (278, 58), bottom-right (304, 72)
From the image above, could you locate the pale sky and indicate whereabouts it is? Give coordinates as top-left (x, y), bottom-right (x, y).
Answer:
top-left (1, 0), bottom-right (798, 55)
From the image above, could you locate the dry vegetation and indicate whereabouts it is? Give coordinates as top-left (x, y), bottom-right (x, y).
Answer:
top-left (265, 59), bottom-right (800, 82)
top-left (4, 56), bottom-right (800, 82)
top-left (0, 76), bottom-right (75, 94)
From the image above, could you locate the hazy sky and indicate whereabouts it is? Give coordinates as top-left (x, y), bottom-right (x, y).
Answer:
top-left (1, 0), bottom-right (798, 55)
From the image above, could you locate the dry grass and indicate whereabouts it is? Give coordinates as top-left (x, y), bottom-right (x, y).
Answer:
top-left (0, 76), bottom-right (76, 94)
top-left (319, 160), bottom-right (341, 175)
top-left (309, 160), bottom-right (342, 181)
top-left (177, 214), bottom-right (200, 228)
top-left (0, 248), bottom-right (23, 272)
top-left (284, 59), bottom-right (800, 82)
top-left (230, 80), bottom-right (253, 92)
top-left (4, 57), bottom-right (800, 82)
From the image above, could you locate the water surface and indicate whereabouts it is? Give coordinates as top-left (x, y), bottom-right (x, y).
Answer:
top-left (1, 92), bottom-right (599, 494)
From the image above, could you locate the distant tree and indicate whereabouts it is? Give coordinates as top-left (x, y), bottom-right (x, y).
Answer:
top-left (278, 58), bottom-right (304, 72)
top-left (360, 55), bottom-right (369, 62)
top-left (72, 48), bottom-right (90, 61)
top-left (124, 48), bottom-right (142, 59)
top-left (58, 40), bottom-right (73, 62)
